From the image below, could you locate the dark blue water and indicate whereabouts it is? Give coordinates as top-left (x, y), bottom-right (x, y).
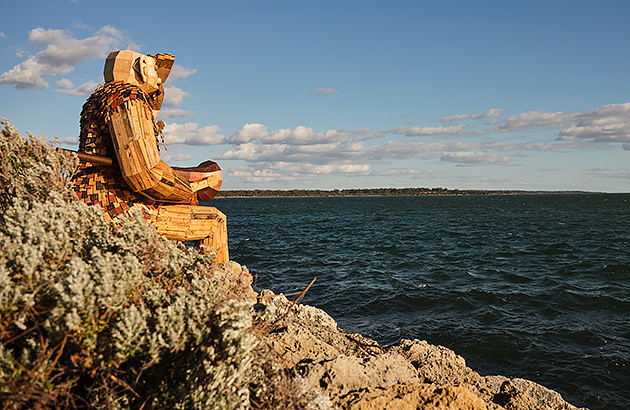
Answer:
top-left (208, 194), bottom-right (630, 410)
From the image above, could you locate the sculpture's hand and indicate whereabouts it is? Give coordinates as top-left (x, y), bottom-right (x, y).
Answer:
top-left (172, 161), bottom-right (222, 201)
top-left (189, 174), bottom-right (221, 192)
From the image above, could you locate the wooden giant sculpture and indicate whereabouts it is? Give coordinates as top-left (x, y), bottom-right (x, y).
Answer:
top-left (73, 50), bottom-right (228, 263)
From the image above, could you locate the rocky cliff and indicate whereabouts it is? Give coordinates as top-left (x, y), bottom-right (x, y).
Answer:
top-left (219, 261), bottom-right (587, 410)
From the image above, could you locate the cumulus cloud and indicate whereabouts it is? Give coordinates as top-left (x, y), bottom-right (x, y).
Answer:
top-left (220, 119), bottom-right (492, 172)
top-left (268, 162), bottom-right (370, 175)
top-left (0, 32), bottom-right (6, 38)
top-left (169, 65), bottom-right (197, 81)
top-left (156, 65), bottom-right (197, 107)
top-left (161, 152), bottom-right (193, 162)
top-left (315, 87), bottom-right (339, 95)
top-left (0, 26), bottom-right (123, 89)
top-left (263, 126), bottom-right (356, 145)
top-left (59, 135), bottom-right (79, 144)
top-left (488, 140), bottom-right (562, 152)
top-left (378, 140), bottom-right (477, 159)
top-left (558, 103), bottom-right (630, 144)
top-left (442, 108), bottom-right (504, 122)
top-left (162, 85), bottom-right (190, 107)
top-left (440, 151), bottom-right (511, 166)
top-left (230, 123), bottom-right (269, 144)
top-left (55, 78), bottom-right (74, 89)
top-left (229, 123), bottom-right (366, 145)
top-left (159, 109), bottom-right (194, 119)
top-left (230, 162), bottom-right (370, 183)
top-left (218, 142), bottom-right (290, 162)
top-left (163, 122), bottom-right (227, 145)
top-left (231, 166), bottom-right (288, 183)
top-left (492, 110), bottom-right (573, 132)
top-left (219, 139), bottom-right (370, 164)
top-left (55, 80), bottom-right (99, 97)
top-left (389, 125), bottom-right (467, 136)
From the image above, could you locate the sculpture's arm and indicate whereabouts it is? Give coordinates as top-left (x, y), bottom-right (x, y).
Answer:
top-left (108, 99), bottom-right (195, 203)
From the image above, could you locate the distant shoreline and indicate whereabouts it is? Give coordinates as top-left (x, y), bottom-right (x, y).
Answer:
top-left (215, 188), bottom-right (603, 198)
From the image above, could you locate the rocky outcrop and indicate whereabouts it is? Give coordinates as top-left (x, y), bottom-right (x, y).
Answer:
top-left (246, 279), bottom-right (588, 410)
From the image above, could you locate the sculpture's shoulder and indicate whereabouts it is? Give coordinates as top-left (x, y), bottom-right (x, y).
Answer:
top-left (83, 81), bottom-right (151, 116)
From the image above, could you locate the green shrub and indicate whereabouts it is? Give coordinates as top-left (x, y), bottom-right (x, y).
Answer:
top-left (0, 120), bottom-right (266, 409)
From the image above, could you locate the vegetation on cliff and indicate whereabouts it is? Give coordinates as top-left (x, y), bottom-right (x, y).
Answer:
top-left (0, 120), bottom-right (302, 409)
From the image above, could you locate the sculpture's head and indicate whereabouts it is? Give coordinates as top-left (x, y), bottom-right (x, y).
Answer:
top-left (103, 50), bottom-right (175, 110)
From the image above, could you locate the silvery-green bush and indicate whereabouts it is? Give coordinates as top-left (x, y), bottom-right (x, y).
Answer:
top-left (0, 120), bottom-right (260, 409)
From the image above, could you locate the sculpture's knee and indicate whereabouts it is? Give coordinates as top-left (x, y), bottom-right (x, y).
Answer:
top-left (195, 207), bottom-right (229, 264)
top-left (154, 205), bottom-right (229, 264)
top-left (199, 225), bottom-right (229, 264)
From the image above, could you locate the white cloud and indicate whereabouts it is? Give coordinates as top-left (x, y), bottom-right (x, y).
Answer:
top-left (263, 126), bottom-right (354, 145)
top-left (440, 151), bottom-right (511, 166)
top-left (159, 109), bottom-right (194, 119)
top-left (163, 122), bottom-right (226, 145)
top-left (0, 26), bottom-right (123, 89)
top-left (264, 162), bottom-right (370, 176)
top-left (378, 140), bottom-right (478, 159)
top-left (59, 135), bottom-right (79, 144)
top-left (218, 142), bottom-right (289, 162)
top-left (55, 78), bottom-right (74, 89)
top-left (521, 142), bottom-right (558, 151)
top-left (229, 123), bottom-right (363, 145)
top-left (162, 85), bottom-right (190, 107)
top-left (493, 110), bottom-right (573, 131)
top-left (156, 65), bottom-right (197, 108)
top-left (488, 141), bottom-right (562, 152)
top-left (558, 103), bottom-right (630, 144)
top-left (55, 80), bottom-right (99, 97)
top-left (312, 164), bottom-right (370, 174)
top-left (162, 152), bottom-right (193, 162)
top-left (169, 65), bottom-right (197, 80)
top-left (389, 125), bottom-right (467, 136)
top-left (230, 162), bottom-right (370, 183)
top-left (97, 25), bottom-right (122, 38)
top-left (231, 167), bottom-right (286, 183)
top-left (230, 123), bottom-right (269, 144)
top-left (219, 141), bottom-right (355, 163)
top-left (315, 87), bottom-right (339, 95)
top-left (0, 32), bottom-right (6, 38)
top-left (442, 108), bottom-right (504, 122)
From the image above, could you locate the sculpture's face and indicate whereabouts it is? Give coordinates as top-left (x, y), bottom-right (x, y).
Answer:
top-left (135, 54), bottom-right (160, 94)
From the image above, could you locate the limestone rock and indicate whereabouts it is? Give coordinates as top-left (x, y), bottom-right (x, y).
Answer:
top-left (210, 261), bottom-right (257, 301)
top-left (339, 382), bottom-right (491, 410)
top-left (296, 353), bottom-right (419, 397)
top-left (492, 378), bottom-right (588, 410)
top-left (227, 263), bottom-right (587, 409)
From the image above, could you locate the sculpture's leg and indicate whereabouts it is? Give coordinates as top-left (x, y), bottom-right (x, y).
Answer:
top-left (153, 204), bottom-right (229, 264)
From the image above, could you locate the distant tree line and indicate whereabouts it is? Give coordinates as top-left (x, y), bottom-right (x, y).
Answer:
top-left (215, 187), bottom-right (525, 198)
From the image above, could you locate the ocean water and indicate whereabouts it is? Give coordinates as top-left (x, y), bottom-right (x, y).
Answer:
top-left (209, 194), bottom-right (629, 410)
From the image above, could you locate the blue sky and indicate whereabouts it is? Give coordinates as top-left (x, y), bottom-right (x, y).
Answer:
top-left (1, 0), bottom-right (629, 192)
